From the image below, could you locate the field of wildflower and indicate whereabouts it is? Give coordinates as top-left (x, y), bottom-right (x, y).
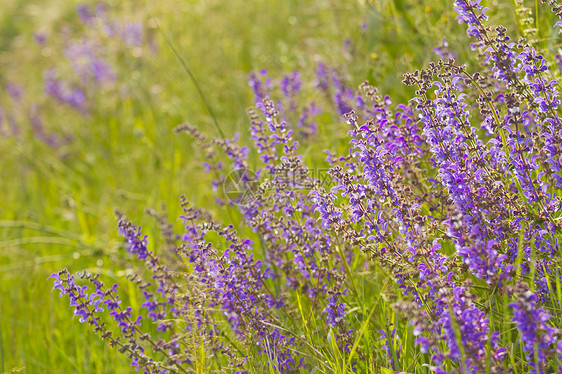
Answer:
top-left (2, 0), bottom-right (562, 373)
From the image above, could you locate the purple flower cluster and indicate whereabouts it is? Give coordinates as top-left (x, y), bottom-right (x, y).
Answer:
top-left (248, 69), bottom-right (320, 140)
top-left (44, 69), bottom-right (88, 113)
top-left (509, 285), bottom-right (561, 374)
top-left (52, 1), bottom-right (562, 372)
top-left (1, 1), bottom-right (151, 151)
top-left (1, 79), bottom-right (70, 147)
top-left (42, 3), bottom-right (147, 115)
top-left (50, 270), bottom-right (175, 373)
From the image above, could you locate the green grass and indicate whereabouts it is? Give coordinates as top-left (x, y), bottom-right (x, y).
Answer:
top-left (0, 0), bottom-right (543, 372)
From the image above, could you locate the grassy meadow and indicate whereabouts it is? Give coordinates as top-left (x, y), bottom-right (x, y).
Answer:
top-left (2, 0), bottom-right (562, 373)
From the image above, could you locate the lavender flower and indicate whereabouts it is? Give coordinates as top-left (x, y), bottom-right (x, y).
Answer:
top-left (509, 286), bottom-right (559, 373)
top-left (121, 22), bottom-right (144, 47)
top-left (64, 39), bottom-right (116, 85)
top-left (44, 69), bottom-right (87, 112)
top-left (50, 2), bottom-right (562, 372)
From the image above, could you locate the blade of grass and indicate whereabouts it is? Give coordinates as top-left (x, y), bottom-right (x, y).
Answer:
top-left (345, 295), bottom-right (379, 371)
top-left (157, 24), bottom-right (226, 139)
